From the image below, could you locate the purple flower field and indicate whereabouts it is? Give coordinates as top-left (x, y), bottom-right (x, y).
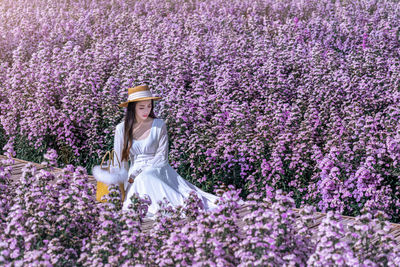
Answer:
top-left (1, 151), bottom-right (399, 266)
top-left (1, 0), bottom-right (400, 264)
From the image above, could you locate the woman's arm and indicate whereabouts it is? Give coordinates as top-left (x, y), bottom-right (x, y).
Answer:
top-left (93, 123), bottom-right (129, 186)
top-left (146, 120), bottom-right (169, 166)
top-left (114, 123), bottom-right (130, 176)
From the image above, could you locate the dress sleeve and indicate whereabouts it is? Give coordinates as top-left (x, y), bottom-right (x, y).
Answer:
top-left (130, 120), bottom-right (169, 177)
top-left (114, 124), bottom-right (130, 172)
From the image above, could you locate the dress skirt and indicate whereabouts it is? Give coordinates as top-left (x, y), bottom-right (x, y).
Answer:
top-left (122, 162), bottom-right (220, 218)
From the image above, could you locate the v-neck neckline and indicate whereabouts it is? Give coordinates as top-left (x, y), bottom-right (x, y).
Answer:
top-left (132, 119), bottom-right (156, 142)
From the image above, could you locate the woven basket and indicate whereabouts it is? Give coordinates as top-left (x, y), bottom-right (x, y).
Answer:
top-left (95, 150), bottom-right (126, 203)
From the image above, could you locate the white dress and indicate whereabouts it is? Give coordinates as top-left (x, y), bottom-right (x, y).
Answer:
top-left (113, 118), bottom-right (220, 217)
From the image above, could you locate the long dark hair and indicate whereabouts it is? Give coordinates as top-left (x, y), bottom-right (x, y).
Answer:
top-left (121, 100), bottom-right (157, 162)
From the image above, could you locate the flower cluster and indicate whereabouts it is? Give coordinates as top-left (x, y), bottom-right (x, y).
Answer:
top-left (0, 161), bottom-right (99, 265)
top-left (235, 188), bottom-right (313, 266)
top-left (1, 153), bottom-right (400, 265)
top-left (41, 148), bottom-right (59, 170)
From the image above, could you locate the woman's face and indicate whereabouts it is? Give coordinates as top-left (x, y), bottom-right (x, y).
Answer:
top-left (135, 100), bottom-right (152, 121)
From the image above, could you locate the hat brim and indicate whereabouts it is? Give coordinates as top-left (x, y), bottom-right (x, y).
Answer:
top-left (118, 97), bottom-right (163, 108)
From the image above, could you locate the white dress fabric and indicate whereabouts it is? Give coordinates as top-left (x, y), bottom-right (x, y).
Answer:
top-left (113, 118), bottom-right (220, 217)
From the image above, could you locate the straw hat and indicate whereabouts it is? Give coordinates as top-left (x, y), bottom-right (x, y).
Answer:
top-left (118, 85), bottom-right (162, 108)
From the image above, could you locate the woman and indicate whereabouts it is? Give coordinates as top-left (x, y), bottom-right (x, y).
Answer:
top-left (114, 84), bottom-right (220, 217)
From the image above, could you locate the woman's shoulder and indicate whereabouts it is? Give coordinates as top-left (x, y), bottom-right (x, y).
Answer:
top-left (115, 118), bottom-right (164, 132)
top-left (116, 121), bottom-right (124, 133)
top-left (154, 118), bottom-right (166, 128)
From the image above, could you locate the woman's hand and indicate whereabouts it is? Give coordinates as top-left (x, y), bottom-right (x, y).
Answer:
top-left (128, 174), bottom-right (135, 184)
top-left (128, 169), bottom-right (142, 183)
